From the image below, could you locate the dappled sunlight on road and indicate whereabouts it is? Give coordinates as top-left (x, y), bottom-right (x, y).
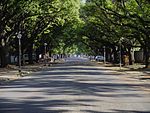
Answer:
top-left (0, 58), bottom-right (150, 113)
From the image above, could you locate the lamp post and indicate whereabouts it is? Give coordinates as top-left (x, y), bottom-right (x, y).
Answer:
top-left (103, 46), bottom-right (106, 64)
top-left (44, 43), bottom-right (47, 66)
top-left (119, 37), bottom-right (124, 70)
top-left (102, 36), bottom-right (106, 64)
top-left (17, 32), bottom-right (22, 74)
top-left (119, 41), bottom-right (122, 69)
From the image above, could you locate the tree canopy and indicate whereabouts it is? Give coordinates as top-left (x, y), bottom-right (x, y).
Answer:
top-left (80, 0), bottom-right (150, 67)
top-left (0, 0), bottom-right (150, 67)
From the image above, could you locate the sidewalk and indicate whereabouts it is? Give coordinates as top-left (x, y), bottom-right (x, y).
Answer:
top-left (0, 59), bottom-right (65, 84)
top-left (0, 64), bottom-right (43, 84)
top-left (94, 61), bottom-right (150, 80)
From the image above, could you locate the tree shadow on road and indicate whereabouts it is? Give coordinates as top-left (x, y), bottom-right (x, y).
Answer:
top-left (81, 109), bottom-right (150, 113)
top-left (0, 63), bottom-right (150, 113)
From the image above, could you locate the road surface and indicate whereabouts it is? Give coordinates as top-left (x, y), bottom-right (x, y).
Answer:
top-left (0, 57), bottom-right (150, 113)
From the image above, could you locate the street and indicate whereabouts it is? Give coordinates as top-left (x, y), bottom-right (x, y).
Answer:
top-left (0, 57), bottom-right (150, 113)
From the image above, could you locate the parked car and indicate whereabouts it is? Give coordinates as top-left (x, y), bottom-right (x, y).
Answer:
top-left (95, 55), bottom-right (104, 61)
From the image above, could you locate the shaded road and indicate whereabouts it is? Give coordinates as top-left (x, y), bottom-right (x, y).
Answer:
top-left (0, 57), bottom-right (150, 113)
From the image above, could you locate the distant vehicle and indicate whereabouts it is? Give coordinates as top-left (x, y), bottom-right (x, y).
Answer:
top-left (95, 55), bottom-right (104, 61)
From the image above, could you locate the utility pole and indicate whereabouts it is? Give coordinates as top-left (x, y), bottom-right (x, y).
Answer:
top-left (17, 32), bottom-right (22, 74)
top-left (119, 37), bottom-right (124, 70)
top-left (104, 46), bottom-right (106, 64)
top-left (44, 43), bottom-right (47, 66)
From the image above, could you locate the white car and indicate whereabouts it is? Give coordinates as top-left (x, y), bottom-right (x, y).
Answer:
top-left (95, 55), bottom-right (104, 61)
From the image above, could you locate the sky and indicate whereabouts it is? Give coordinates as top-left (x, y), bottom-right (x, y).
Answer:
top-left (81, 0), bottom-right (86, 3)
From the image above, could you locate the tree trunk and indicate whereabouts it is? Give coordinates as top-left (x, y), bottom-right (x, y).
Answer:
top-left (35, 48), bottom-right (40, 63)
top-left (112, 46), bottom-right (118, 63)
top-left (0, 46), bottom-right (9, 67)
top-left (109, 48), bottom-right (113, 62)
top-left (28, 44), bottom-right (33, 64)
top-left (143, 46), bottom-right (149, 68)
top-left (127, 47), bottom-right (133, 65)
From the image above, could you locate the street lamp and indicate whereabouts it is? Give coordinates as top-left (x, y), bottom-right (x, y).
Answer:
top-left (17, 31), bottom-right (22, 74)
top-left (44, 43), bottom-right (47, 66)
top-left (102, 36), bottom-right (106, 64)
top-left (119, 37), bottom-right (124, 70)
top-left (103, 46), bottom-right (106, 64)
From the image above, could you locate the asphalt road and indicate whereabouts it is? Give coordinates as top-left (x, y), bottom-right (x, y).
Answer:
top-left (0, 57), bottom-right (150, 113)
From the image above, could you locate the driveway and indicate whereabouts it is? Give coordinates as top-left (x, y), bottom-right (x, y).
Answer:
top-left (0, 57), bottom-right (150, 113)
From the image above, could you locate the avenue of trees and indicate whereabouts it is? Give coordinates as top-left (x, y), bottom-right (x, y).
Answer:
top-left (80, 0), bottom-right (150, 67)
top-left (0, 0), bottom-right (150, 67)
top-left (0, 0), bottom-right (81, 67)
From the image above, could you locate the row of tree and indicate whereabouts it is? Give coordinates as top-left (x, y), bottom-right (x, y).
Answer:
top-left (80, 0), bottom-right (150, 67)
top-left (0, 0), bottom-right (81, 67)
top-left (0, 0), bottom-right (150, 67)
